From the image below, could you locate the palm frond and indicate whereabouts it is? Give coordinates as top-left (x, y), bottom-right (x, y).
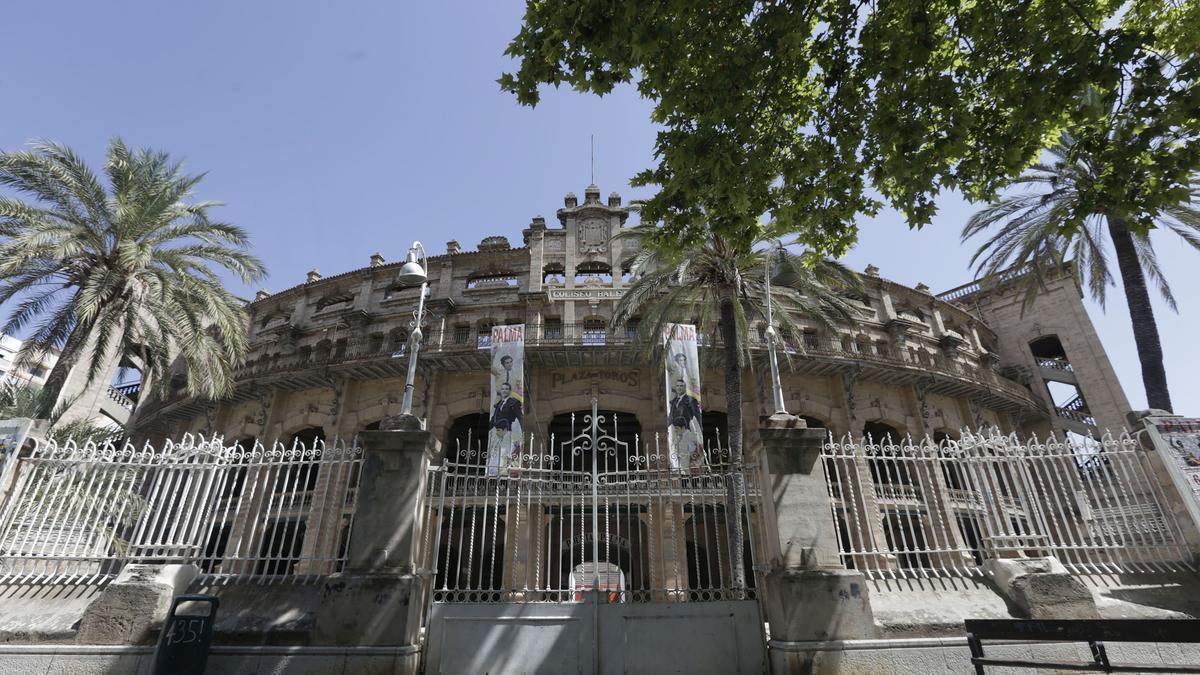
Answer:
top-left (0, 138), bottom-right (266, 412)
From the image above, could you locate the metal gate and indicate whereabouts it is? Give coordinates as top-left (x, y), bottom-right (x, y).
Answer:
top-left (421, 399), bottom-right (768, 674)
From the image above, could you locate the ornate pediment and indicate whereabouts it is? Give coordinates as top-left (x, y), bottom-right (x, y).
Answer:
top-left (479, 236), bottom-right (511, 252)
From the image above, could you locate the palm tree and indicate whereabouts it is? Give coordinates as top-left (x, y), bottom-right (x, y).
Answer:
top-left (614, 222), bottom-right (862, 589)
top-left (963, 134), bottom-right (1199, 413)
top-left (0, 139), bottom-right (265, 418)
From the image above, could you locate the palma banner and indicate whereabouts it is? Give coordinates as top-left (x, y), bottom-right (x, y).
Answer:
top-left (663, 323), bottom-right (705, 470)
top-left (487, 324), bottom-right (525, 476)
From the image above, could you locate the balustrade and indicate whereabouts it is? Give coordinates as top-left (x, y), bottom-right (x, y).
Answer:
top-left (233, 324), bottom-right (1031, 403)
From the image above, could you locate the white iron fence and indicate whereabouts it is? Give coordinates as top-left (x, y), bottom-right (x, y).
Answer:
top-left (823, 430), bottom-right (1195, 579)
top-left (422, 410), bottom-right (769, 605)
top-left (0, 435), bottom-right (361, 583)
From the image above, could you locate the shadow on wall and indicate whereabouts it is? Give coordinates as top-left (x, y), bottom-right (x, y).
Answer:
top-left (0, 581), bottom-right (111, 642)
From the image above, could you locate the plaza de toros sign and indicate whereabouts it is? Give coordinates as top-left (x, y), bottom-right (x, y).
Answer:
top-left (549, 369), bottom-right (642, 391)
top-left (547, 288), bottom-right (626, 302)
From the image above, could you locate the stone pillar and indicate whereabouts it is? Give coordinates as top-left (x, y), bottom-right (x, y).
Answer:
top-left (527, 223), bottom-right (545, 294)
top-left (77, 564), bottom-right (200, 645)
top-left (761, 413), bottom-right (876, 662)
top-left (312, 423), bottom-right (438, 647)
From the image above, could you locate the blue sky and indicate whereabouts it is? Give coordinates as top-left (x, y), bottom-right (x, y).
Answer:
top-left (2, 1), bottom-right (1196, 417)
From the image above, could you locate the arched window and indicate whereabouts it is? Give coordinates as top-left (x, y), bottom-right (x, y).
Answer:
top-left (452, 324), bottom-right (471, 345)
top-left (313, 340), bottom-right (332, 363)
top-left (477, 320), bottom-right (496, 349)
top-left (367, 332), bottom-right (385, 354)
top-left (874, 340), bottom-right (891, 358)
top-left (543, 263), bottom-right (566, 285)
top-left (574, 261), bottom-right (612, 285)
top-left (388, 328), bottom-right (409, 356)
top-left (1029, 335), bottom-right (1069, 369)
top-left (897, 304), bottom-right (926, 324)
top-left (854, 335), bottom-right (871, 354)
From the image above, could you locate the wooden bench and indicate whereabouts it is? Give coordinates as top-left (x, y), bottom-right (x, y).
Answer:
top-left (965, 619), bottom-right (1200, 673)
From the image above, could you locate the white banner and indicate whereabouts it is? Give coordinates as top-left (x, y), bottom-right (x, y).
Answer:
top-left (663, 323), bottom-right (705, 470)
top-left (487, 324), bottom-right (525, 476)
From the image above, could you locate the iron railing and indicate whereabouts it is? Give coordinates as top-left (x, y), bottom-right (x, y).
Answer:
top-left (422, 413), bottom-right (768, 604)
top-left (0, 435), bottom-right (361, 583)
top-left (1037, 357), bottom-right (1074, 373)
top-left (105, 386), bottom-right (136, 411)
top-left (822, 430), bottom-right (1194, 579)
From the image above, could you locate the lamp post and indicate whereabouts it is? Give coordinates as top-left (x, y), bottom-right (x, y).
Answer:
top-left (764, 244), bottom-right (788, 416)
top-left (396, 241), bottom-right (429, 418)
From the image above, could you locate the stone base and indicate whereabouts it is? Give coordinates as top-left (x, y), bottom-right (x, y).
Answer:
top-left (75, 564), bottom-right (199, 645)
top-left (983, 557), bottom-right (1099, 619)
top-left (765, 568), bottom-right (876, 643)
top-left (312, 574), bottom-right (423, 647)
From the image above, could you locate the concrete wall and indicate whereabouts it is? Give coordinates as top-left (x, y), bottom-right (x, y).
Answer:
top-left (2, 638), bottom-right (1198, 674)
top-left (0, 644), bottom-right (419, 674)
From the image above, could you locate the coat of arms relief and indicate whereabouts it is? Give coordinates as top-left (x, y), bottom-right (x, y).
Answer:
top-left (577, 216), bottom-right (608, 254)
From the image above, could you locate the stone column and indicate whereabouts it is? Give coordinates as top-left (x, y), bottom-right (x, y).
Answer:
top-left (761, 413), bottom-right (876, 662)
top-left (313, 422), bottom-right (438, 647)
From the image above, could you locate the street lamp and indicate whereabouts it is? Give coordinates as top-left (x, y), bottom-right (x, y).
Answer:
top-left (397, 242), bottom-right (429, 418)
top-left (764, 242), bottom-right (788, 416)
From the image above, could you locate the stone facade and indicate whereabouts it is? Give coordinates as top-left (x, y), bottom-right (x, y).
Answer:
top-left (136, 184), bottom-right (1121, 451)
top-left (120, 185), bottom-right (1136, 603)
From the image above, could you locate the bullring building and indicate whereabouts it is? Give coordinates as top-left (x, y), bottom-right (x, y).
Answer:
top-left (129, 183), bottom-right (1134, 593)
top-left (136, 183), bottom-right (1128, 449)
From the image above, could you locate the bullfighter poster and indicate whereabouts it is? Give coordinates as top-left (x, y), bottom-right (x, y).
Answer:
top-left (487, 324), bottom-right (525, 476)
top-left (663, 323), bottom-right (705, 470)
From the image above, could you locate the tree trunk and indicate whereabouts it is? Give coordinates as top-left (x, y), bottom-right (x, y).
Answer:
top-left (1106, 216), bottom-right (1173, 412)
top-left (35, 319), bottom-right (94, 420)
top-left (719, 296), bottom-right (747, 591)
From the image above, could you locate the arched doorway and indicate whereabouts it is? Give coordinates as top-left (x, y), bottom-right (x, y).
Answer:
top-left (200, 435), bottom-right (255, 574)
top-left (444, 413), bottom-right (491, 466)
top-left (433, 510), bottom-right (506, 600)
top-left (702, 411), bottom-right (729, 463)
top-left (864, 420), bottom-right (915, 487)
top-left (547, 517), bottom-right (648, 601)
top-left (547, 410), bottom-right (641, 472)
top-left (281, 427), bottom-right (325, 492)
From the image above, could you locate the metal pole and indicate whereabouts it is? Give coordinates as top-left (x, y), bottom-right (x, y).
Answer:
top-left (400, 244), bottom-right (428, 417)
top-left (590, 398), bottom-right (601, 588)
top-left (590, 397), bottom-right (601, 675)
top-left (764, 253), bottom-right (788, 415)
